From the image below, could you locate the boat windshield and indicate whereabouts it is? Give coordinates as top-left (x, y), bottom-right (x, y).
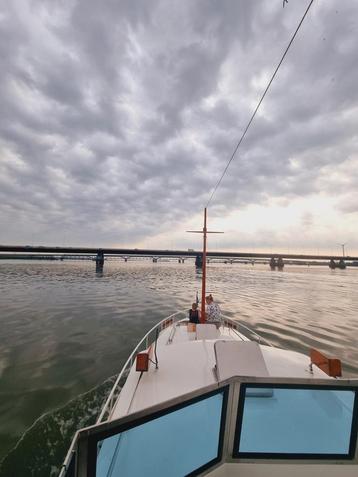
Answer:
top-left (235, 384), bottom-right (357, 459)
top-left (89, 387), bottom-right (228, 477)
top-left (62, 379), bottom-right (358, 477)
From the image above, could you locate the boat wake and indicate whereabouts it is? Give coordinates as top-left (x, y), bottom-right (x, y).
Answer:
top-left (0, 376), bottom-right (116, 477)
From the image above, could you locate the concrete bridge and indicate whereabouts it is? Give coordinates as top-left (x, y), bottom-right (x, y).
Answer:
top-left (1, 245), bottom-right (357, 268)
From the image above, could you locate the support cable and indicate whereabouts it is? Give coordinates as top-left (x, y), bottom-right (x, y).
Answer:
top-left (206, 0), bottom-right (315, 208)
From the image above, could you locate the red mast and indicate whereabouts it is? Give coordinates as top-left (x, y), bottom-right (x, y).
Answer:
top-left (201, 208), bottom-right (207, 323)
top-left (187, 208), bottom-right (223, 324)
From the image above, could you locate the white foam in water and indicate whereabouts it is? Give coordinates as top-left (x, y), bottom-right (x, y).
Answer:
top-left (0, 377), bottom-right (117, 477)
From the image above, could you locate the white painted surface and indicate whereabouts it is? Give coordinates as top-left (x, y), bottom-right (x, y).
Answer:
top-left (104, 321), bottom-right (356, 477)
top-left (196, 323), bottom-right (220, 340)
top-left (111, 323), bottom-right (238, 418)
top-left (112, 339), bottom-right (218, 418)
top-left (260, 345), bottom-right (328, 378)
top-left (111, 322), bottom-right (328, 420)
top-left (206, 462), bottom-right (357, 477)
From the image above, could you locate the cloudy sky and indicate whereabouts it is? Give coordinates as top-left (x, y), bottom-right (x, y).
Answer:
top-left (0, 0), bottom-right (357, 255)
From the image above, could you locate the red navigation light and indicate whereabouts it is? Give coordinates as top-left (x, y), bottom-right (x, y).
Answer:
top-left (136, 352), bottom-right (149, 372)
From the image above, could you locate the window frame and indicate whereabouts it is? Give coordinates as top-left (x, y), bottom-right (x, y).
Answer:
top-left (233, 383), bottom-right (358, 460)
top-left (86, 385), bottom-right (229, 477)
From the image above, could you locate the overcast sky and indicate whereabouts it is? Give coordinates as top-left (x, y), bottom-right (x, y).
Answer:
top-left (0, 0), bottom-right (357, 255)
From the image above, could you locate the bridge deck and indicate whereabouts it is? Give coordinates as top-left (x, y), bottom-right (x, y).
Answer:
top-left (0, 245), bottom-right (357, 261)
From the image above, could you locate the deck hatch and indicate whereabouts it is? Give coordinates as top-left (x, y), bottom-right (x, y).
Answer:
top-left (214, 341), bottom-right (269, 381)
top-left (234, 383), bottom-right (358, 460)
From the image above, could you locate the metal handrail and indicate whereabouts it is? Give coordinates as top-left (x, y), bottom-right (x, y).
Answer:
top-left (221, 314), bottom-right (274, 347)
top-left (59, 310), bottom-right (186, 477)
top-left (96, 310), bottom-right (186, 424)
top-left (59, 309), bottom-right (271, 476)
top-left (96, 312), bottom-right (271, 423)
top-left (97, 310), bottom-right (275, 423)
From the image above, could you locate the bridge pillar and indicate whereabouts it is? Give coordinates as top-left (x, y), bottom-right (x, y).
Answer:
top-left (195, 254), bottom-right (203, 268)
top-left (269, 257), bottom-right (277, 270)
top-left (277, 257), bottom-right (284, 270)
top-left (338, 258), bottom-right (346, 269)
top-left (124, 256), bottom-right (128, 262)
top-left (96, 250), bottom-right (104, 271)
top-left (153, 257), bottom-right (158, 263)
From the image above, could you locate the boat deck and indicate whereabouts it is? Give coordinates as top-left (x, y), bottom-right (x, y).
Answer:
top-left (111, 321), bottom-right (328, 419)
top-left (61, 318), bottom-right (358, 477)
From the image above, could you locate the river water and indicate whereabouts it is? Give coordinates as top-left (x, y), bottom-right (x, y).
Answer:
top-left (0, 260), bottom-right (357, 475)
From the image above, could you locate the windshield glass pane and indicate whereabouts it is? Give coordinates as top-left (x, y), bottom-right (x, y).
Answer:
top-left (96, 388), bottom-right (226, 476)
top-left (235, 386), bottom-right (356, 457)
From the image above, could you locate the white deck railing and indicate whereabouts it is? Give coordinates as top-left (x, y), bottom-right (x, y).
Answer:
top-left (59, 310), bottom-right (272, 476)
top-left (221, 314), bottom-right (274, 347)
top-left (97, 312), bottom-right (273, 424)
top-left (96, 310), bottom-right (187, 424)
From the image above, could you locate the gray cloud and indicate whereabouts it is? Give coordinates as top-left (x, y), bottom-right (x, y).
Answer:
top-left (0, 0), bottom-right (357, 249)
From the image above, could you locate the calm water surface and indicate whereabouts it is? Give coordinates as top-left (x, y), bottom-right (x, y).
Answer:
top-left (0, 260), bottom-right (357, 474)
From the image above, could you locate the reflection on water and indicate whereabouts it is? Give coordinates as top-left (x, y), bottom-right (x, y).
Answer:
top-left (0, 260), bottom-right (357, 471)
